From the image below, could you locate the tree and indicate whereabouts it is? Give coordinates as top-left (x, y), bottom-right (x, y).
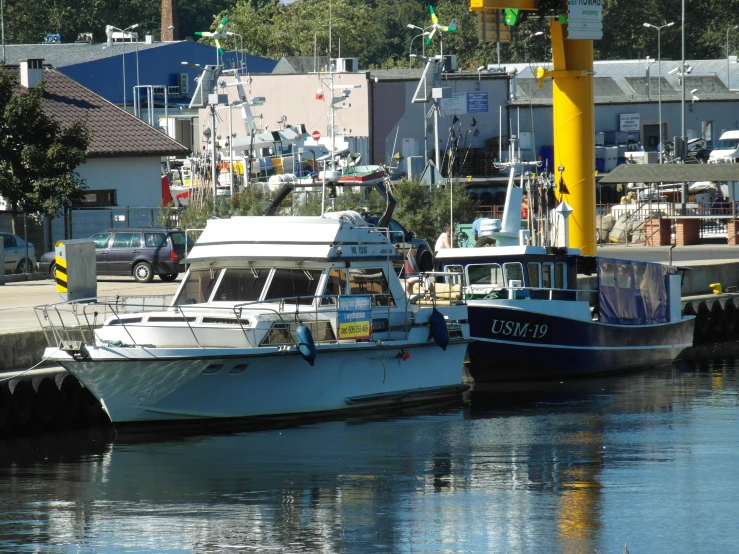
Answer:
top-left (0, 67), bottom-right (91, 226)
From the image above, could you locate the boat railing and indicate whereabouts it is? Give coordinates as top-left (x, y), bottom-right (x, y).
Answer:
top-left (465, 284), bottom-right (597, 302)
top-left (34, 294), bottom-right (175, 348)
top-left (34, 291), bottom-right (427, 349)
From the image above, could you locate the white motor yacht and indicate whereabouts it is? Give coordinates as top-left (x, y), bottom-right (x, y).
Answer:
top-left (36, 210), bottom-right (470, 425)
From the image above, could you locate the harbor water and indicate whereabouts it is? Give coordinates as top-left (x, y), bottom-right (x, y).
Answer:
top-left (1, 348), bottom-right (739, 553)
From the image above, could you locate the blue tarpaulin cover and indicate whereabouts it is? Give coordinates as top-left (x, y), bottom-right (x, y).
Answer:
top-left (597, 257), bottom-right (675, 325)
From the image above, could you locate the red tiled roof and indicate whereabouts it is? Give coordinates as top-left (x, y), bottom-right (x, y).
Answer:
top-left (12, 67), bottom-right (189, 158)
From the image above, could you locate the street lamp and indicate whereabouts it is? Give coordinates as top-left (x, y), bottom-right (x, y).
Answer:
top-left (727, 25), bottom-right (738, 90)
top-left (643, 21), bottom-right (674, 163)
top-left (227, 31), bottom-right (244, 72)
top-left (1, 0), bottom-right (5, 63)
top-left (477, 65), bottom-right (485, 80)
top-left (106, 23), bottom-right (139, 111)
top-left (409, 30), bottom-right (430, 67)
top-left (524, 31), bottom-right (544, 64)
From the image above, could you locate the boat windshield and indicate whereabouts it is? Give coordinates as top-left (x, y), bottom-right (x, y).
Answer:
top-left (714, 138), bottom-right (739, 150)
top-left (174, 268), bottom-right (222, 305)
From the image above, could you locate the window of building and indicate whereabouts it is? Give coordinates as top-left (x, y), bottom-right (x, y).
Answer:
top-left (702, 120), bottom-right (714, 148)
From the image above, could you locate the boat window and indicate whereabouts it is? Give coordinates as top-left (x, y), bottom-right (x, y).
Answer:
top-left (542, 263), bottom-right (554, 288)
top-left (467, 264), bottom-right (504, 287)
top-left (175, 268), bottom-right (223, 305)
top-left (445, 265), bottom-right (464, 286)
top-left (264, 268), bottom-right (323, 305)
top-left (527, 263), bottom-right (540, 288)
top-left (321, 268), bottom-right (346, 305)
top-left (211, 267), bottom-right (270, 302)
top-left (555, 262), bottom-right (567, 289)
top-left (503, 263), bottom-right (524, 286)
top-left (348, 267), bottom-right (396, 306)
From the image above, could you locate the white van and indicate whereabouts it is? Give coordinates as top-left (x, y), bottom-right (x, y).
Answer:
top-left (709, 130), bottom-right (739, 162)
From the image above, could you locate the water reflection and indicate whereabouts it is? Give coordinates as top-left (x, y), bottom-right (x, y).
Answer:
top-left (0, 357), bottom-right (737, 553)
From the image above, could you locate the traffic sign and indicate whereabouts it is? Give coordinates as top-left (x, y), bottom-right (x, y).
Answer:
top-left (312, 130), bottom-right (321, 141)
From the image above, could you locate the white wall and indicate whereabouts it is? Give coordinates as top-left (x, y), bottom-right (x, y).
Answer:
top-left (77, 157), bottom-right (163, 207)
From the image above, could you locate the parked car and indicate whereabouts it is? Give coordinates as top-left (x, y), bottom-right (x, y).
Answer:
top-left (362, 215), bottom-right (434, 272)
top-left (1, 232), bottom-right (37, 274)
top-left (38, 228), bottom-right (193, 283)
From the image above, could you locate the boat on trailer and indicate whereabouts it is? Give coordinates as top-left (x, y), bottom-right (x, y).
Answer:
top-left (36, 206), bottom-right (470, 425)
top-left (436, 169), bottom-right (695, 382)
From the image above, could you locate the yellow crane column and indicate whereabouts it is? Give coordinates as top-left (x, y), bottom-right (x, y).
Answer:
top-left (549, 20), bottom-right (596, 254)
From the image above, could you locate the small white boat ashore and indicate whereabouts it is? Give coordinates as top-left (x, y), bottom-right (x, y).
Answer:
top-left (36, 210), bottom-right (470, 425)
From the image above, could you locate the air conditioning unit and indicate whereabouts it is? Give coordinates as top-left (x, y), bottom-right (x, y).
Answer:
top-left (152, 86), bottom-right (166, 98)
top-left (335, 58), bottom-right (359, 73)
top-left (178, 73), bottom-right (189, 95)
top-left (442, 55), bottom-right (457, 73)
top-left (168, 86), bottom-right (180, 96)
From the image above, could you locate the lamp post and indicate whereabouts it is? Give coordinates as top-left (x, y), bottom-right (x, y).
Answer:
top-left (523, 31), bottom-right (544, 64)
top-left (407, 24), bottom-right (430, 67)
top-left (227, 31), bottom-right (244, 72)
top-left (1, 0), bottom-right (5, 63)
top-left (644, 22), bottom-right (674, 163)
top-left (107, 23), bottom-right (139, 111)
top-left (728, 25), bottom-right (738, 90)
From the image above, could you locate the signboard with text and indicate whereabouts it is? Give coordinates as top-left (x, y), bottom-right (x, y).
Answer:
top-left (440, 92), bottom-right (467, 115)
top-left (338, 295), bottom-right (371, 340)
top-left (467, 92), bottom-right (488, 113)
top-left (620, 113), bottom-right (640, 132)
top-left (567, 0), bottom-right (603, 40)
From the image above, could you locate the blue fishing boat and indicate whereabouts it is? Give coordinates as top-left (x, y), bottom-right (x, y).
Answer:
top-left (436, 170), bottom-right (694, 382)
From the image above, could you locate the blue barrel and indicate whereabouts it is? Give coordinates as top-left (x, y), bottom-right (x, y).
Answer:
top-left (595, 158), bottom-right (606, 172)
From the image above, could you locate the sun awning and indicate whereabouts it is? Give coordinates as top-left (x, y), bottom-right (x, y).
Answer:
top-left (598, 163), bottom-right (739, 184)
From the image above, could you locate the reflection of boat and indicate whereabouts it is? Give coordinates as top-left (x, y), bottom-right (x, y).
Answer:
top-left (439, 169), bottom-right (695, 382)
top-left (36, 186), bottom-right (470, 424)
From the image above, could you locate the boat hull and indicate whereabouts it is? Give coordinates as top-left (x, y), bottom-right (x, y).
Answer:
top-left (465, 305), bottom-right (695, 382)
top-left (50, 341), bottom-right (468, 424)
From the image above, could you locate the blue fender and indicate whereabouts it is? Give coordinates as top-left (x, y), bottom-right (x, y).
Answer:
top-left (429, 308), bottom-right (449, 351)
top-left (296, 325), bottom-right (317, 366)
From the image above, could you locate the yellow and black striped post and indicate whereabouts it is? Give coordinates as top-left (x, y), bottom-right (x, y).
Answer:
top-left (54, 239), bottom-right (96, 301)
top-left (54, 242), bottom-right (68, 293)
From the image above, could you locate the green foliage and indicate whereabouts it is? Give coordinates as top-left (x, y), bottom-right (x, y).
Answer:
top-left (173, 180), bottom-right (478, 248)
top-left (0, 67), bottom-right (91, 218)
top-left (390, 178), bottom-right (478, 244)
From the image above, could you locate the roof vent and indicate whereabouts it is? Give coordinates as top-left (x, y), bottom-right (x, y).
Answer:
top-left (20, 59), bottom-right (44, 89)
